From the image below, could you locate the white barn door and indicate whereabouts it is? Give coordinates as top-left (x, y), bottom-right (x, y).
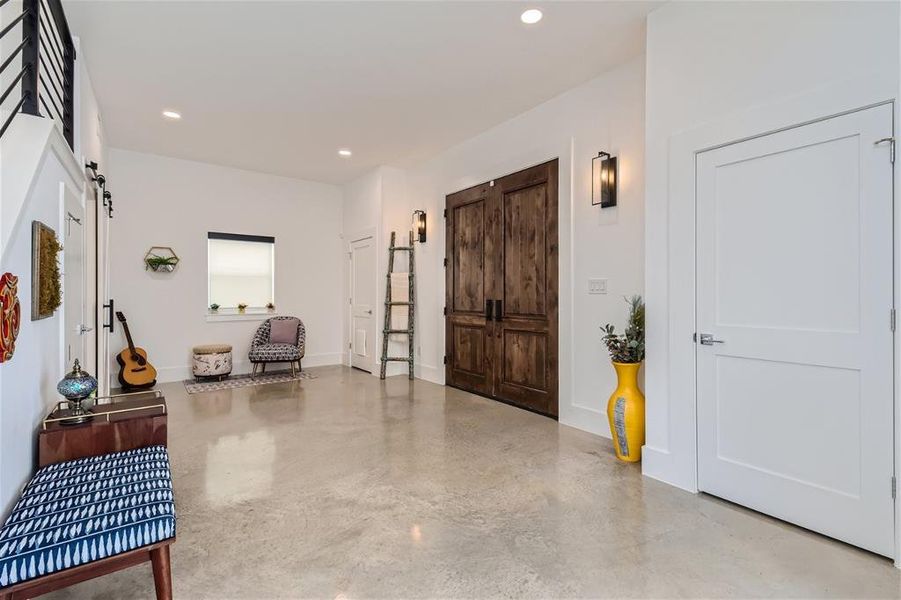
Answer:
top-left (63, 187), bottom-right (87, 369)
top-left (696, 103), bottom-right (894, 556)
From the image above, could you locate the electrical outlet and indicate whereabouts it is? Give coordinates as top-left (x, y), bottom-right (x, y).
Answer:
top-left (588, 278), bottom-right (608, 295)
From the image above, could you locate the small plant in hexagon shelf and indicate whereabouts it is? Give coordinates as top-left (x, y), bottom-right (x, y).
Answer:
top-left (237, 303), bottom-right (248, 314)
top-left (144, 247), bottom-right (179, 272)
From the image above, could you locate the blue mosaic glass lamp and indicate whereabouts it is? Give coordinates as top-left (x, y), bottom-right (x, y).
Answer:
top-left (57, 359), bottom-right (97, 424)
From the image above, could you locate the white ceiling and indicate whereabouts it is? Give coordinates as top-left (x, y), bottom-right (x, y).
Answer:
top-left (65, 1), bottom-right (659, 184)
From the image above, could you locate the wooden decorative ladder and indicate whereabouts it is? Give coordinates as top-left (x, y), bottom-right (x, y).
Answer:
top-left (380, 231), bottom-right (415, 380)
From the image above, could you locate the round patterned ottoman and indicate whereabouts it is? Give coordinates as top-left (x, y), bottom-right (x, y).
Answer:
top-left (192, 344), bottom-right (232, 380)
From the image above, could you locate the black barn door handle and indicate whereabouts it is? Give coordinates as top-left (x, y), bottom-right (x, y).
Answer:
top-left (485, 299), bottom-right (493, 321)
top-left (103, 299), bottom-right (115, 332)
top-left (494, 299), bottom-right (502, 322)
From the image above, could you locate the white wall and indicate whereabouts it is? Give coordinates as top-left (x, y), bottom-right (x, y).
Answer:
top-left (108, 149), bottom-right (344, 383)
top-left (0, 129), bottom-right (84, 515)
top-left (74, 38), bottom-right (108, 171)
top-left (341, 168), bottom-right (382, 373)
top-left (643, 1), bottom-right (900, 491)
top-left (0, 46), bottom-right (106, 515)
top-left (381, 56), bottom-right (646, 436)
top-left (342, 168), bottom-right (382, 240)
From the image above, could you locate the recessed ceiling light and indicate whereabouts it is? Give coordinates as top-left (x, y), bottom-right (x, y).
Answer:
top-left (162, 110), bottom-right (181, 120)
top-left (520, 8), bottom-right (542, 24)
top-left (338, 149), bottom-right (352, 157)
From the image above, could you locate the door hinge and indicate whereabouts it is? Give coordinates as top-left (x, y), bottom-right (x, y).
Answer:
top-left (443, 306), bottom-right (447, 316)
top-left (443, 209), bottom-right (447, 219)
top-left (443, 258), bottom-right (448, 268)
top-left (892, 308), bottom-right (896, 332)
top-left (348, 341), bottom-right (352, 349)
top-left (443, 355), bottom-right (447, 365)
top-left (892, 476), bottom-right (896, 499)
top-left (875, 137), bottom-right (895, 164)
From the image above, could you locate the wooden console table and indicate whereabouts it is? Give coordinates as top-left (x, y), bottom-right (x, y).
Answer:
top-left (38, 390), bottom-right (167, 467)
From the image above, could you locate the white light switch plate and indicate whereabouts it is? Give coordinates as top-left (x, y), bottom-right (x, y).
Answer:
top-left (588, 278), bottom-right (608, 295)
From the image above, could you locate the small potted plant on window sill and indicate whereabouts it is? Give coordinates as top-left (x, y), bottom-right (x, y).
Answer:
top-left (237, 303), bottom-right (248, 314)
top-left (209, 303), bottom-right (220, 313)
top-left (266, 302), bottom-right (275, 312)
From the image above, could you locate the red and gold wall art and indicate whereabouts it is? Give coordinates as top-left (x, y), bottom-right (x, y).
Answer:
top-left (0, 272), bottom-right (21, 363)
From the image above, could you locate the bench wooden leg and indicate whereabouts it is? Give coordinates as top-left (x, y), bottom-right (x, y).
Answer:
top-left (150, 545), bottom-right (172, 600)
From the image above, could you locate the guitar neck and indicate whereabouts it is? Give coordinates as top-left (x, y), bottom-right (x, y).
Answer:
top-left (121, 321), bottom-right (138, 356)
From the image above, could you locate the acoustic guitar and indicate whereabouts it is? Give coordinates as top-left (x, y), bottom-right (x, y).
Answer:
top-left (115, 311), bottom-right (157, 389)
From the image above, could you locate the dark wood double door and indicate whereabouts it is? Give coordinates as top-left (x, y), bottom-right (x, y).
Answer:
top-left (445, 160), bottom-right (558, 417)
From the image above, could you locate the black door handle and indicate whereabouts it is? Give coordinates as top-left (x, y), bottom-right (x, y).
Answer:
top-left (103, 299), bottom-right (114, 333)
top-left (485, 299), bottom-right (493, 321)
top-left (494, 299), bottom-right (502, 322)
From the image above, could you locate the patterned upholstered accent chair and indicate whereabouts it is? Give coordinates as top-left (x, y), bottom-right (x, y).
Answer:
top-left (249, 316), bottom-right (305, 379)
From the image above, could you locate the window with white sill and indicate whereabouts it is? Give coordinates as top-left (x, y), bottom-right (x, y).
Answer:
top-left (207, 232), bottom-right (274, 311)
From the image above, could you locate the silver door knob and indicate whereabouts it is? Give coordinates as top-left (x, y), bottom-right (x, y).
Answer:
top-left (366, 309), bottom-right (373, 314)
top-left (79, 325), bottom-right (93, 334)
top-left (698, 333), bottom-right (724, 345)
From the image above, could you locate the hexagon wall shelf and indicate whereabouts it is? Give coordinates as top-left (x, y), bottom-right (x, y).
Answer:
top-left (144, 247), bottom-right (180, 273)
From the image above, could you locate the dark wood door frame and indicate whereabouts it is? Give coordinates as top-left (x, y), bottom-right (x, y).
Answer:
top-left (445, 159), bottom-right (559, 417)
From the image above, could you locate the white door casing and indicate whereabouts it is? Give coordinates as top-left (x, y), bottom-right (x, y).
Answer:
top-left (63, 186), bottom-right (87, 369)
top-left (696, 103), bottom-right (894, 556)
top-left (350, 237), bottom-right (376, 372)
top-left (98, 190), bottom-right (111, 395)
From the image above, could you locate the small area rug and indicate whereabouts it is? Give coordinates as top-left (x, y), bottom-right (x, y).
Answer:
top-left (183, 370), bottom-right (316, 394)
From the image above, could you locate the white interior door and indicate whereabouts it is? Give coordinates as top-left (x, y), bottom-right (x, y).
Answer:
top-left (696, 103), bottom-right (895, 556)
top-left (350, 237), bottom-right (376, 372)
top-left (63, 188), bottom-right (87, 369)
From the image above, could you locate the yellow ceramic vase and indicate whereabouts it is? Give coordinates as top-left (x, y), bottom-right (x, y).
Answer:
top-left (606, 361), bottom-right (645, 462)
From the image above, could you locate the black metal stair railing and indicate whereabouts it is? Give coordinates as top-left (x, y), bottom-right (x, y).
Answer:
top-left (0, 0), bottom-right (74, 148)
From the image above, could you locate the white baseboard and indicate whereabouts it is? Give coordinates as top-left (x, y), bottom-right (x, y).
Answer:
top-left (414, 363), bottom-right (443, 385)
top-left (640, 446), bottom-right (697, 493)
top-left (153, 352), bottom-right (344, 384)
top-left (302, 353), bottom-right (345, 368)
top-left (560, 403), bottom-right (611, 439)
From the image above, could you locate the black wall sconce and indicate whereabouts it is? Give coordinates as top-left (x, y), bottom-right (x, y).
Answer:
top-left (592, 151), bottom-right (617, 208)
top-left (412, 210), bottom-right (427, 243)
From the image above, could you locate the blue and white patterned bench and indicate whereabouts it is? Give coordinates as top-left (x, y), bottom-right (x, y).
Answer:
top-left (0, 445), bottom-right (176, 600)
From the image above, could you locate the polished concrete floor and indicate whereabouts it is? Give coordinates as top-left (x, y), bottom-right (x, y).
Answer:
top-left (49, 366), bottom-right (901, 599)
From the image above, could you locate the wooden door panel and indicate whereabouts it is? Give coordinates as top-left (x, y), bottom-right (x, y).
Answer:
top-left (503, 183), bottom-right (547, 318)
top-left (501, 329), bottom-right (548, 390)
top-left (451, 320), bottom-right (487, 376)
top-left (495, 318), bottom-right (552, 413)
top-left (452, 200), bottom-right (487, 313)
top-left (447, 317), bottom-right (491, 394)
